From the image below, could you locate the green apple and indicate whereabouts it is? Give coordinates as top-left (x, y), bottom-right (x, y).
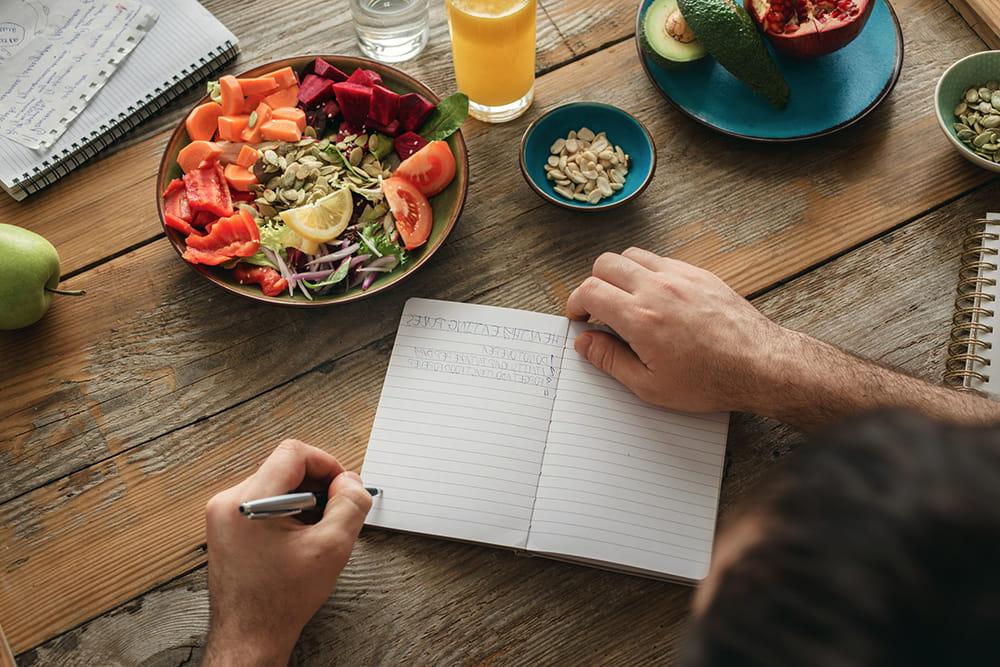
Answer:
top-left (0, 223), bottom-right (83, 330)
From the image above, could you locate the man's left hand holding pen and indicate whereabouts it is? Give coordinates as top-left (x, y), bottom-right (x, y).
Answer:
top-left (202, 439), bottom-right (373, 666)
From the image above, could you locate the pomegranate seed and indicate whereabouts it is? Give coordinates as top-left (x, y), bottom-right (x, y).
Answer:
top-left (784, 23), bottom-right (798, 32)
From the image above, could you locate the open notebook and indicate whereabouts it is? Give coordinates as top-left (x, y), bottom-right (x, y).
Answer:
top-left (361, 299), bottom-right (729, 583)
top-left (0, 0), bottom-right (237, 200)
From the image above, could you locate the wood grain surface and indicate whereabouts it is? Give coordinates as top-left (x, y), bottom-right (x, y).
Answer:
top-left (14, 178), bottom-right (993, 666)
top-left (948, 0), bottom-right (1000, 48)
top-left (0, 0), bottom-right (993, 660)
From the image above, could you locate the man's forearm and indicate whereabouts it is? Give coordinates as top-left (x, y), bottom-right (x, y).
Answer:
top-left (744, 329), bottom-right (1000, 431)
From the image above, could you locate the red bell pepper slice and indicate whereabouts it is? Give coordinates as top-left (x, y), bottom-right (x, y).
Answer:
top-left (234, 264), bottom-right (288, 297)
top-left (164, 182), bottom-right (192, 222)
top-left (164, 213), bottom-right (201, 237)
top-left (182, 209), bottom-right (260, 265)
top-left (183, 162), bottom-right (233, 218)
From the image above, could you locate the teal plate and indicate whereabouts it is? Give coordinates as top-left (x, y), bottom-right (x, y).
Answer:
top-left (635, 0), bottom-right (904, 141)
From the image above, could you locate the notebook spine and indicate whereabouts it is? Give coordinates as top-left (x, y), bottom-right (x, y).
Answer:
top-left (11, 40), bottom-right (240, 198)
top-left (945, 218), bottom-right (998, 391)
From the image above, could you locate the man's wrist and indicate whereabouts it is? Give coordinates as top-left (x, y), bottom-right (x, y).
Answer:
top-left (202, 624), bottom-right (297, 667)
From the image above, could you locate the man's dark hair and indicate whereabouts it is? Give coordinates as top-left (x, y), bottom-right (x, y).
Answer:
top-left (686, 411), bottom-right (1000, 667)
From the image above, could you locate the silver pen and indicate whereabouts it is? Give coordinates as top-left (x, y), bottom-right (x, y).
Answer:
top-left (239, 489), bottom-right (381, 519)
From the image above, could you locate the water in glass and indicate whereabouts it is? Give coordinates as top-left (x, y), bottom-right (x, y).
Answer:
top-left (351, 0), bottom-right (429, 63)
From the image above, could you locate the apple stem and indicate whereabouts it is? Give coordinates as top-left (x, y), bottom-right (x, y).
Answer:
top-left (45, 286), bottom-right (86, 297)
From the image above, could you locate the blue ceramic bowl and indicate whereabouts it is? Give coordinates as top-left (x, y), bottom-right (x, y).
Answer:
top-left (519, 102), bottom-right (657, 212)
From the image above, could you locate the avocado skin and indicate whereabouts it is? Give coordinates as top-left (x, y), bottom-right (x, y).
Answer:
top-left (676, 0), bottom-right (790, 108)
top-left (640, 0), bottom-right (707, 69)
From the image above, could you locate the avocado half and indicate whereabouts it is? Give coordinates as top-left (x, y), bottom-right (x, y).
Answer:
top-left (641, 0), bottom-right (707, 67)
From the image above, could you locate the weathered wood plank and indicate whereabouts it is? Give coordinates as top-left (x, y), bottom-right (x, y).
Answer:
top-left (0, 0), bottom-right (988, 503)
top-left (13, 177), bottom-right (986, 663)
top-left (947, 0), bottom-right (1000, 48)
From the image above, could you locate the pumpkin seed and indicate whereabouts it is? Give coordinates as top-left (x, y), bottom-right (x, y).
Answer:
top-left (974, 131), bottom-right (995, 147)
top-left (967, 88), bottom-right (980, 103)
top-left (355, 134), bottom-right (369, 148)
top-left (955, 102), bottom-right (968, 116)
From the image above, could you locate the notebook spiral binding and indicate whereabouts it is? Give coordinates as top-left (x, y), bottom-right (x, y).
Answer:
top-left (945, 218), bottom-right (998, 392)
top-left (11, 40), bottom-right (239, 198)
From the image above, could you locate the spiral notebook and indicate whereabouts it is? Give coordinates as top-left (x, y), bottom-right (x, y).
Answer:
top-left (0, 0), bottom-right (238, 201)
top-left (361, 299), bottom-right (730, 583)
top-left (946, 212), bottom-right (1000, 397)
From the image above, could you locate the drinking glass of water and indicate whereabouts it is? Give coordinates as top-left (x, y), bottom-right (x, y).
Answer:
top-left (350, 0), bottom-right (430, 63)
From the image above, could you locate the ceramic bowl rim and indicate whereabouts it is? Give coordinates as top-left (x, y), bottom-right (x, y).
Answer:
top-left (155, 54), bottom-right (470, 307)
top-left (517, 101), bottom-right (657, 213)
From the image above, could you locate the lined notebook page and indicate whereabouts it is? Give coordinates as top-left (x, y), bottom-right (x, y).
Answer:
top-left (526, 322), bottom-right (728, 581)
top-left (362, 299), bottom-right (569, 549)
top-left (0, 0), bottom-right (236, 192)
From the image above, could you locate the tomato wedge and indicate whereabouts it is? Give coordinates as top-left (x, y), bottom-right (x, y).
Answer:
top-left (182, 209), bottom-right (260, 265)
top-left (234, 264), bottom-right (288, 297)
top-left (394, 140), bottom-right (456, 198)
top-left (382, 176), bottom-right (433, 251)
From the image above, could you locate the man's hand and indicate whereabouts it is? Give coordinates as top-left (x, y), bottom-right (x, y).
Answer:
top-left (567, 247), bottom-right (786, 414)
top-left (567, 248), bottom-right (1000, 429)
top-left (202, 440), bottom-right (372, 666)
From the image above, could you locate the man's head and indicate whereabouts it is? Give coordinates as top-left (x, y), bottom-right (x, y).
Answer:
top-left (686, 411), bottom-right (1000, 667)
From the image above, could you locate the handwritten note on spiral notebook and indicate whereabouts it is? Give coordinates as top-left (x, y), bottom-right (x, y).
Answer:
top-left (361, 299), bottom-right (729, 582)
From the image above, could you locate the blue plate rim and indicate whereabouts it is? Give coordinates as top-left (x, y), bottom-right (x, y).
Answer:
top-left (633, 0), bottom-right (905, 143)
top-left (518, 101), bottom-right (658, 212)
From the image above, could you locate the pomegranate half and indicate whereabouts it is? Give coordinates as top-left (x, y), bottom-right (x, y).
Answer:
top-left (745, 0), bottom-right (874, 59)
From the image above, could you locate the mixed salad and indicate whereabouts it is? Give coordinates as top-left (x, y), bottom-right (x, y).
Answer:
top-left (161, 58), bottom-right (468, 298)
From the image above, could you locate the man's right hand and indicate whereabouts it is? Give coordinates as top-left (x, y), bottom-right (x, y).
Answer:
top-left (566, 247), bottom-right (790, 415)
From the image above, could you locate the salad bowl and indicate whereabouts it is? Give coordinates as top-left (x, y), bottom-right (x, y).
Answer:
top-left (156, 55), bottom-right (469, 307)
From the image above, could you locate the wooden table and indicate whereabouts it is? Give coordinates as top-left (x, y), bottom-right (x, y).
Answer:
top-left (0, 0), bottom-right (994, 663)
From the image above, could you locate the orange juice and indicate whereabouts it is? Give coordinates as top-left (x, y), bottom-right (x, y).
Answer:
top-left (446, 0), bottom-right (536, 122)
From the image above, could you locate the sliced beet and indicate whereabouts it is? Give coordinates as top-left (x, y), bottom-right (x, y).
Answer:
top-left (394, 131), bottom-right (428, 160)
top-left (336, 120), bottom-right (364, 140)
top-left (369, 118), bottom-right (400, 136)
top-left (322, 99), bottom-right (340, 118)
top-left (367, 85), bottom-right (400, 127)
top-left (305, 108), bottom-right (328, 137)
top-left (313, 57), bottom-right (348, 82)
top-left (347, 68), bottom-right (383, 88)
top-left (333, 82), bottom-right (372, 125)
top-left (298, 74), bottom-right (334, 107)
top-left (397, 93), bottom-right (436, 132)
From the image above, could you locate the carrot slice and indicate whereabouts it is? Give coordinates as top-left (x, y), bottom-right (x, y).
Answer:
top-left (242, 94), bottom-right (264, 114)
top-left (259, 119), bottom-right (302, 142)
top-left (263, 85), bottom-right (299, 109)
top-left (185, 102), bottom-right (223, 141)
top-left (236, 145), bottom-right (259, 168)
top-left (241, 102), bottom-right (273, 143)
top-left (219, 75), bottom-right (244, 116)
top-left (264, 66), bottom-right (298, 88)
top-left (177, 140), bottom-right (223, 173)
top-left (272, 107), bottom-right (306, 132)
top-left (236, 76), bottom-right (279, 96)
top-left (224, 164), bottom-right (258, 192)
top-left (217, 115), bottom-right (250, 142)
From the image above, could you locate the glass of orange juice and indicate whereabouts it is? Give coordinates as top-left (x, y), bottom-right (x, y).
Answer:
top-left (445, 0), bottom-right (536, 123)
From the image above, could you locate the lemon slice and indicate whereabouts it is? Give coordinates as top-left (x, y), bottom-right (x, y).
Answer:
top-left (280, 227), bottom-right (320, 255)
top-left (279, 188), bottom-right (353, 244)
